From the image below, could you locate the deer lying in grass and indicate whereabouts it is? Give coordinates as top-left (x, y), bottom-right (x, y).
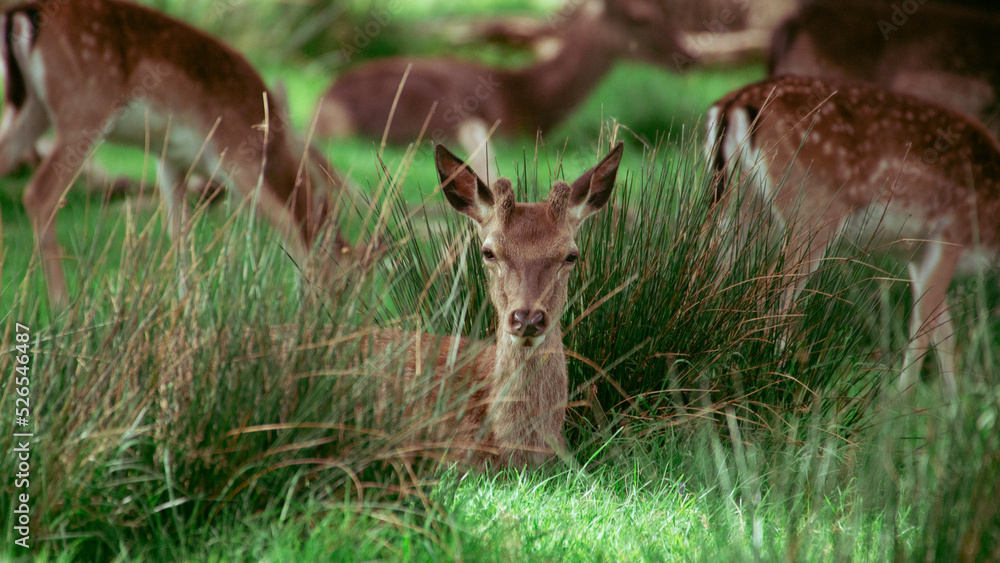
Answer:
top-left (705, 75), bottom-right (1000, 395)
top-left (314, 0), bottom-right (687, 177)
top-left (368, 141), bottom-right (623, 467)
top-left (770, 0), bottom-right (1000, 140)
top-left (0, 0), bottom-right (349, 310)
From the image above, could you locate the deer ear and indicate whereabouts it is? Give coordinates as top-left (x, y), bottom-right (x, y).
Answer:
top-left (436, 144), bottom-right (495, 223)
top-left (567, 141), bottom-right (624, 222)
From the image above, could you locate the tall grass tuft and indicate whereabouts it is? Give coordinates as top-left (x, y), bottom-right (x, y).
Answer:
top-left (385, 131), bottom-right (893, 434)
top-left (575, 134), bottom-right (893, 412)
top-left (0, 179), bottom-right (494, 558)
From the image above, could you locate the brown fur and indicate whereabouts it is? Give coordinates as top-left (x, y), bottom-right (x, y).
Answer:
top-left (706, 75), bottom-right (1000, 394)
top-left (0, 0), bottom-right (345, 309)
top-left (366, 142), bottom-right (623, 468)
top-left (314, 0), bottom-right (690, 144)
top-left (770, 0), bottom-right (1000, 139)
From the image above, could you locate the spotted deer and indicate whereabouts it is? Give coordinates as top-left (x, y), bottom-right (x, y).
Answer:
top-left (368, 142), bottom-right (623, 467)
top-left (314, 0), bottom-right (687, 178)
top-left (705, 75), bottom-right (1000, 395)
top-left (770, 0), bottom-right (1000, 140)
top-left (0, 0), bottom-right (349, 310)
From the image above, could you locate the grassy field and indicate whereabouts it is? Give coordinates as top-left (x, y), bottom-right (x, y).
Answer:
top-left (3, 1), bottom-right (1000, 561)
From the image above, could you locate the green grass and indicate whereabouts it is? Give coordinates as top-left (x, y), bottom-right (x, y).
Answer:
top-left (3, 1), bottom-right (1000, 561)
top-left (5, 132), bottom-right (999, 559)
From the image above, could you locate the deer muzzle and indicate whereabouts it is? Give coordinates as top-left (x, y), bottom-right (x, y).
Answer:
top-left (509, 309), bottom-right (548, 347)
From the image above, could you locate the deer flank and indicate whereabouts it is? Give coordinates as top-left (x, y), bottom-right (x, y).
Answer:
top-left (705, 75), bottom-right (1000, 395)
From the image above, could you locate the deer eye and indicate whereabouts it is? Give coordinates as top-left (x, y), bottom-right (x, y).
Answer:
top-left (481, 248), bottom-right (496, 261)
top-left (565, 252), bottom-right (579, 265)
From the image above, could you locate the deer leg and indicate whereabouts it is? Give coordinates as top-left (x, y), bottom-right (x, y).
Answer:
top-left (0, 95), bottom-right (50, 176)
top-left (157, 160), bottom-right (191, 298)
top-left (29, 138), bottom-right (134, 200)
top-left (770, 216), bottom-right (840, 350)
top-left (22, 136), bottom-right (94, 310)
top-left (899, 239), bottom-right (961, 396)
top-left (789, 218), bottom-right (843, 306)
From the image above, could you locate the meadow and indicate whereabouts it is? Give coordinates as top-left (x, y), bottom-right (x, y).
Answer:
top-left (2, 1), bottom-right (999, 561)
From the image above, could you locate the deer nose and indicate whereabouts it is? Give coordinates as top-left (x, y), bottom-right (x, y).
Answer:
top-left (510, 309), bottom-right (547, 337)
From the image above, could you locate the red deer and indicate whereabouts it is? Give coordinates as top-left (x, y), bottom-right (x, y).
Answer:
top-left (368, 141), bottom-right (623, 467)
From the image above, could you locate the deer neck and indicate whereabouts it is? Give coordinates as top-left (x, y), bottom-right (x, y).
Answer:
top-left (502, 20), bottom-right (620, 135)
top-left (486, 322), bottom-right (568, 461)
top-left (492, 324), bottom-right (566, 390)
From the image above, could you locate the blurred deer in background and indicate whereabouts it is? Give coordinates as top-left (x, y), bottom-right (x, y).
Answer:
top-left (314, 0), bottom-right (688, 179)
top-left (0, 0), bottom-right (352, 310)
top-left (706, 76), bottom-right (1000, 395)
top-left (770, 0), bottom-right (1000, 140)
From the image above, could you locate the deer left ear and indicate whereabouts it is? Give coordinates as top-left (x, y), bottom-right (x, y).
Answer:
top-left (436, 144), bottom-right (495, 223)
top-left (567, 142), bottom-right (624, 222)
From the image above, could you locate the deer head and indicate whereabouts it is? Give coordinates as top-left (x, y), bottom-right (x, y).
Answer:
top-left (435, 142), bottom-right (624, 349)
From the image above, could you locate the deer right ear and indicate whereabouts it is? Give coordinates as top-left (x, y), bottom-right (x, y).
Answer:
top-left (566, 141), bottom-right (624, 222)
top-left (436, 144), bottom-right (495, 223)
